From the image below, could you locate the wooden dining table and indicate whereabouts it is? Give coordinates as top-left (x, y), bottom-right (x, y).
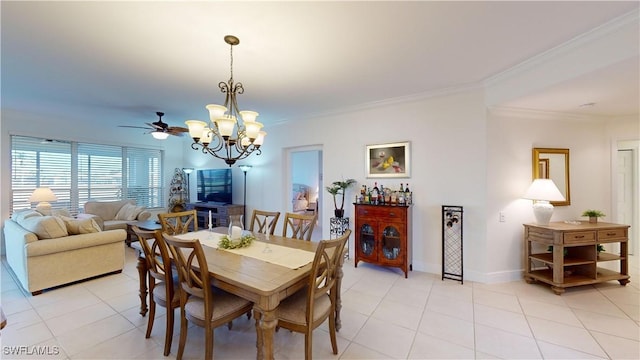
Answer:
top-left (133, 227), bottom-right (329, 360)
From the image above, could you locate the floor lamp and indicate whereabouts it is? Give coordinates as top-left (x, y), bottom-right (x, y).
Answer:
top-left (182, 168), bottom-right (194, 203)
top-left (239, 165), bottom-right (252, 228)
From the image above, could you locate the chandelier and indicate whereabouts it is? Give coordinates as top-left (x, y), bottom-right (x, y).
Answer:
top-left (185, 35), bottom-right (266, 167)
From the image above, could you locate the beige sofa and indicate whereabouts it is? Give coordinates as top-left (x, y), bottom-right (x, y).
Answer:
top-left (4, 209), bottom-right (126, 295)
top-left (83, 199), bottom-right (151, 231)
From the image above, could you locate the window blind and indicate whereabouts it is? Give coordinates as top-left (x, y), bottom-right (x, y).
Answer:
top-left (10, 135), bottom-right (164, 215)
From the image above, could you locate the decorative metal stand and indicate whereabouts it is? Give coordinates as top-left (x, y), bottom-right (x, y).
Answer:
top-left (442, 206), bottom-right (463, 283)
top-left (330, 217), bottom-right (350, 258)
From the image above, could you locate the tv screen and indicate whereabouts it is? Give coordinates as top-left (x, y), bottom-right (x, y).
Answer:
top-left (196, 169), bottom-right (232, 204)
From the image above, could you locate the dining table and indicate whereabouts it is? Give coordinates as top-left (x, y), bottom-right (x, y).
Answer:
top-left (132, 227), bottom-right (343, 360)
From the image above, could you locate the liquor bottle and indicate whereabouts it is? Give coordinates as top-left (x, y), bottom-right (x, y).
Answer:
top-left (398, 184), bottom-right (405, 205)
top-left (371, 182), bottom-right (379, 205)
top-left (404, 183), bottom-right (411, 204)
top-left (364, 187), bottom-right (370, 204)
top-left (379, 184), bottom-right (385, 204)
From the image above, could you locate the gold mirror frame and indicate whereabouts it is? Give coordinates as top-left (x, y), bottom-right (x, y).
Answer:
top-left (532, 148), bottom-right (570, 206)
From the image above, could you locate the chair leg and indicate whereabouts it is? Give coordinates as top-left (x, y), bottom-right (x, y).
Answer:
top-left (205, 325), bottom-right (214, 360)
top-left (176, 309), bottom-right (188, 360)
top-left (145, 298), bottom-right (156, 339)
top-left (163, 306), bottom-right (174, 356)
top-left (305, 331), bottom-right (313, 360)
top-left (329, 312), bottom-right (338, 354)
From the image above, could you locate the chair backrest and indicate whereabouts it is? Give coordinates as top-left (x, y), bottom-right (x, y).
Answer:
top-left (158, 210), bottom-right (197, 235)
top-left (163, 234), bottom-right (213, 316)
top-left (282, 212), bottom-right (317, 241)
top-left (305, 230), bottom-right (351, 319)
top-left (249, 210), bottom-right (281, 235)
top-left (131, 225), bottom-right (173, 289)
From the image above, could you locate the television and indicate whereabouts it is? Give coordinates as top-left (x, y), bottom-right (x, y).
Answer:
top-left (196, 169), bottom-right (233, 204)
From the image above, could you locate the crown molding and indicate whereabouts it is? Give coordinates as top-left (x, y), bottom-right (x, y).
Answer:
top-left (484, 9), bottom-right (639, 88)
top-left (488, 106), bottom-right (611, 122)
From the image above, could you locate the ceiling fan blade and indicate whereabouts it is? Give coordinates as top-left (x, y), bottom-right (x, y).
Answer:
top-left (168, 126), bottom-right (189, 133)
top-left (167, 129), bottom-right (185, 136)
top-left (119, 125), bottom-right (154, 130)
top-left (146, 122), bottom-right (163, 130)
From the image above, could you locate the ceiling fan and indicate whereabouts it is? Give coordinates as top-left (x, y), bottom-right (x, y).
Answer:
top-left (119, 112), bottom-right (188, 139)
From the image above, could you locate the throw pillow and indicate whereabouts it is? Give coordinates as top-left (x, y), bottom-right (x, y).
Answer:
top-left (60, 216), bottom-right (101, 234)
top-left (50, 208), bottom-right (72, 218)
top-left (115, 203), bottom-right (143, 221)
top-left (20, 216), bottom-right (68, 239)
top-left (11, 209), bottom-right (42, 223)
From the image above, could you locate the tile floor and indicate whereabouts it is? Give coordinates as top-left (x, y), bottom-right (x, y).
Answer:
top-left (1, 246), bottom-right (639, 359)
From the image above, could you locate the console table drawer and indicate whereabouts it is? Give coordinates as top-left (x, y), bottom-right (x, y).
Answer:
top-left (598, 228), bottom-right (627, 241)
top-left (564, 231), bottom-right (595, 243)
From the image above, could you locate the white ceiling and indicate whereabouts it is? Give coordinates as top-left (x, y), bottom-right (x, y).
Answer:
top-left (2, 1), bottom-right (638, 131)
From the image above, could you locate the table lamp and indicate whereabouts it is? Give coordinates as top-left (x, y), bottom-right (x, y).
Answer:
top-left (29, 187), bottom-right (58, 215)
top-left (523, 179), bottom-right (565, 225)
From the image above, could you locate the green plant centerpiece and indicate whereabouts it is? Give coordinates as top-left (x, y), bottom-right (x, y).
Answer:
top-left (582, 209), bottom-right (606, 224)
top-left (326, 178), bottom-right (356, 218)
top-left (218, 233), bottom-right (255, 249)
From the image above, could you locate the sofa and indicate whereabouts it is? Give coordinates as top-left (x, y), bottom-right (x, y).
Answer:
top-left (4, 209), bottom-right (126, 295)
top-left (83, 199), bottom-right (151, 231)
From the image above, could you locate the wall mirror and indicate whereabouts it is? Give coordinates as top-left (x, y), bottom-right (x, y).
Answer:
top-left (532, 148), bottom-right (570, 206)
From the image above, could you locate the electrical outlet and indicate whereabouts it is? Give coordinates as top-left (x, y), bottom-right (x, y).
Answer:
top-left (499, 212), bottom-right (506, 222)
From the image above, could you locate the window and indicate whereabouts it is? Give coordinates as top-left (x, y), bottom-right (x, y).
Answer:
top-left (10, 135), bottom-right (164, 215)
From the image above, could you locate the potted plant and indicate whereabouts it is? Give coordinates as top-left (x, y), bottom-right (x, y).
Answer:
top-left (326, 178), bottom-right (356, 218)
top-left (582, 209), bottom-right (606, 224)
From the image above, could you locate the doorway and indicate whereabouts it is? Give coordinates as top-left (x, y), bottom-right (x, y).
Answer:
top-left (287, 146), bottom-right (323, 241)
top-left (615, 141), bottom-right (639, 256)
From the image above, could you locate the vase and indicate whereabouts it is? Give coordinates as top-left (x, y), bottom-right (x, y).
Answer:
top-left (589, 216), bottom-right (597, 224)
top-left (334, 209), bottom-right (344, 218)
top-left (228, 215), bottom-right (244, 240)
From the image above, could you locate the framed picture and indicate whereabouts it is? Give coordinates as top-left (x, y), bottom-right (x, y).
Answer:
top-left (366, 141), bottom-right (411, 178)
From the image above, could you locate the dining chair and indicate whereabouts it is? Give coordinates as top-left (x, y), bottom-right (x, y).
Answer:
top-left (158, 209), bottom-right (197, 235)
top-left (131, 225), bottom-right (179, 356)
top-left (275, 229), bottom-right (351, 360)
top-left (163, 234), bottom-right (254, 360)
top-left (282, 212), bottom-right (317, 241)
top-left (249, 209), bottom-right (281, 235)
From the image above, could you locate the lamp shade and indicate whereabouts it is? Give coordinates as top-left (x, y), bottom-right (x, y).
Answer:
top-left (29, 187), bottom-right (58, 202)
top-left (523, 179), bottom-right (565, 202)
top-left (29, 187), bottom-right (58, 215)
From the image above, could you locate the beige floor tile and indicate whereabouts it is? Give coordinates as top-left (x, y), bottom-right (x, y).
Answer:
top-left (590, 330), bottom-right (640, 360)
top-left (1, 321), bottom-right (55, 348)
top-left (320, 306), bottom-right (368, 341)
top-left (34, 290), bottom-right (102, 320)
top-left (536, 340), bottom-right (606, 359)
top-left (425, 293), bottom-right (473, 322)
top-left (408, 331), bottom-right (475, 359)
top-left (473, 303), bottom-right (532, 337)
top-left (0, 308), bottom-right (42, 330)
top-left (417, 310), bottom-right (475, 349)
top-left (69, 327), bottom-right (157, 359)
top-left (56, 314), bottom-right (136, 356)
top-left (384, 281), bottom-right (430, 308)
top-left (44, 302), bottom-right (118, 336)
top-left (352, 317), bottom-right (415, 359)
top-left (562, 287), bottom-right (630, 318)
top-left (573, 308), bottom-right (640, 341)
top-left (371, 298), bottom-right (423, 330)
top-left (472, 287), bottom-right (522, 313)
top-left (341, 288), bottom-right (383, 316)
top-left (474, 323), bottom-right (541, 359)
top-left (527, 316), bottom-right (608, 357)
top-left (519, 297), bottom-right (583, 327)
top-left (339, 341), bottom-right (392, 359)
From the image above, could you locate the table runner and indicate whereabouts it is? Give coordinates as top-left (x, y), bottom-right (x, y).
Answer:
top-left (175, 230), bottom-right (315, 269)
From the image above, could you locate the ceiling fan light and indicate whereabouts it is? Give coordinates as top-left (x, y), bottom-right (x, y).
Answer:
top-left (239, 110), bottom-right (259, 123)
top-left (185, 120), bottom-right (207, 140)
top-left (206, 104), bottom-right (227, 121)
top-left (245, 121), bottom-right (263, 139)
top-left (151, 131), bottom-right (169, 140)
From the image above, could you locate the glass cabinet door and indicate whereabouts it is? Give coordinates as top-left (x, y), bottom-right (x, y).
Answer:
top-left (359, 223), bottom-right (375, 257)
top-left (381, 225), bottom-right (401, 261)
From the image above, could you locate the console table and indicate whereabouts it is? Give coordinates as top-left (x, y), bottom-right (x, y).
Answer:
top-left (523, 221), bottom-right (630, 294)
top-left (186, 203), bottom-right (244, 228)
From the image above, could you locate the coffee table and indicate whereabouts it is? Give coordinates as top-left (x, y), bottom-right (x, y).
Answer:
top-left (126, 220), bottom-right (162, 246)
